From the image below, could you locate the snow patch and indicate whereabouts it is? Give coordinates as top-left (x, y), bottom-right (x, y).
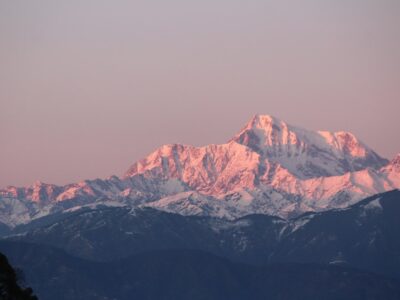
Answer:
top-left (364, 198), bottom-right (382, 211)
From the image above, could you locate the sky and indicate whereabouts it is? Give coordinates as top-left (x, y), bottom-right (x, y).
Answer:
top-left (1, 0), bottom-right (399, 187)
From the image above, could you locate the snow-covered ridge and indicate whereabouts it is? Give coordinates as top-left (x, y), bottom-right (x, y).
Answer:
top-left (230, 115), bottom-right (387, 178)
top-left (0, 115), bottom-right (398, 226)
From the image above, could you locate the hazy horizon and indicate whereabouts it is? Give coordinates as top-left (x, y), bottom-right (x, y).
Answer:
top-left (1, 0), bottom-right (400, 187)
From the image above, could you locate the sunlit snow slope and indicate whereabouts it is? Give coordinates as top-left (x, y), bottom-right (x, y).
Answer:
top-left (1, 115), bottom-right (398, 226)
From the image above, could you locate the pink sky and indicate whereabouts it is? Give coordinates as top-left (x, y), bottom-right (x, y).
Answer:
top-left (1, 0), bottom-right (399, 187)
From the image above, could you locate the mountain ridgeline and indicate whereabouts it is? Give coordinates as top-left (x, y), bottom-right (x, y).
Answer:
top-left (0, 190), bottom-right (400, 299)
top-left (1, 245), bottom-right (400, 300)
top-left (1, 115), bottom-right (399, 226)
top-left (1, 115), bottom-right (400, 300)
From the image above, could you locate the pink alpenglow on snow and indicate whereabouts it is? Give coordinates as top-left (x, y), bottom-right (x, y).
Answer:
top-left (0, 115), bottom-right (398, 226)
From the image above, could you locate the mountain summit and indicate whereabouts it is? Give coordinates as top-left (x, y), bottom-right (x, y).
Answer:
top-left (0, 115), bottom-right (398, 226)
top-left (125, 115), bottom-right (388, 192)
top-left (231, 114), bottom-right (387, 178)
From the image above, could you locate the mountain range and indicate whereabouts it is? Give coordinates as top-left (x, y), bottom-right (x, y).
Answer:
top-left (1, 114), bottom-right (399, 227)
top-left (1, 114), bottom-right (400, 299)
top-left (5, 190), bottom-right (400, 278)
top-left (1, 190), bottom-right (400, 300)
top-left (2, 245), bottom-right (400, 300)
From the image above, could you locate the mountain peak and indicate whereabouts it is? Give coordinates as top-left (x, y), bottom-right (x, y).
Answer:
top-left (0, 115), bottom-right (397, 226)
top-left (32, 180), bottom-right (46, 188)
top-left (231, 114), bottom-right (300, 152)
top-left (247, 114), bottom-right (283, 128)
top-left (242, 114), bottom-right (290, 135)
top-left (230, 115), bottom-right (388, 178)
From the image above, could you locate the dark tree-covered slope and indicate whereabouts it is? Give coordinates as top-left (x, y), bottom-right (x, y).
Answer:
top-left (0, 252), bottom-right (37, 300)
top-left (1, 243), bottom-right (399, 300)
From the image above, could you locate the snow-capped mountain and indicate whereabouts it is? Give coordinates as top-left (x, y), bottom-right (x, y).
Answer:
top-left (0, 115), bottom-right (398, 226)
top-left (231, 115), bottom-right (388, 178)
top-left (125, 115), bottom-right (388, 187)
top-left (8, 190), bottom-right (400, 281)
